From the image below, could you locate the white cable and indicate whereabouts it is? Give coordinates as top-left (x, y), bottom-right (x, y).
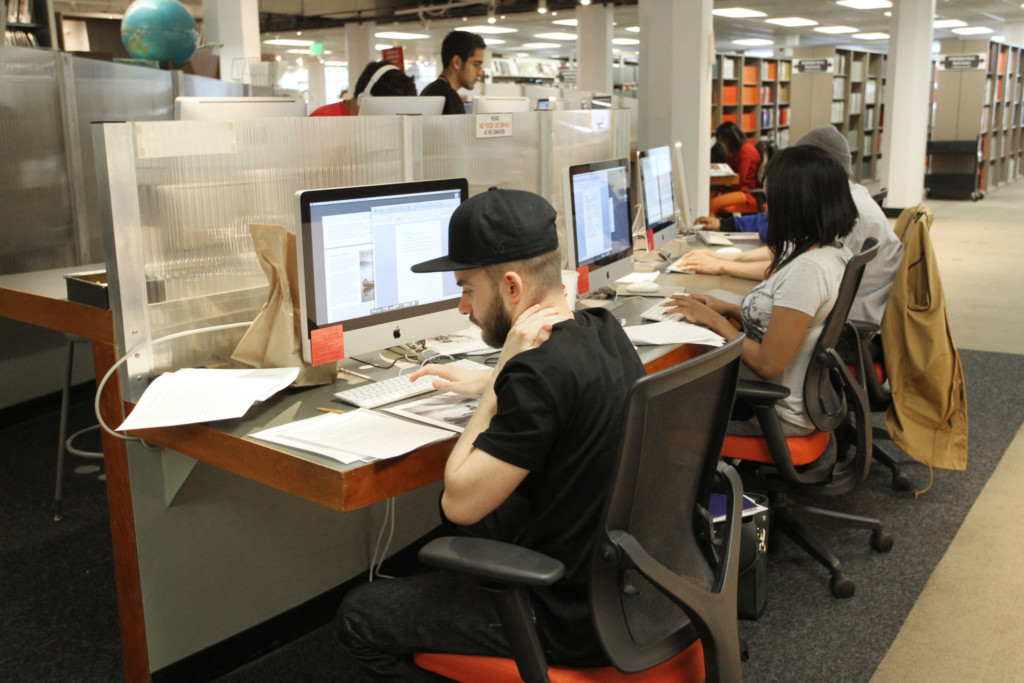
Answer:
top-left (368, 497), bottom-right (397, 582)
top-left (93, 321), bottom-right (254, 441)
top-left (375, 498), bottom-right (397, 580)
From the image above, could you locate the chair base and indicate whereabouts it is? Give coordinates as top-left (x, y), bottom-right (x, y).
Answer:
top-left (872, 440), bottom-right (912, 492)
top-left (771, 494), bottom-right (893, 599)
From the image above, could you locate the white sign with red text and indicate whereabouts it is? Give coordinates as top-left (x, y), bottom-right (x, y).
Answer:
top-left (475, 114), bottom-right (513, 139)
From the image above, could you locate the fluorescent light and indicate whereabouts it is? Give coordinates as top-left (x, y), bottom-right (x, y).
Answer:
top-left (286, 49), bottom-right (312, 54)
top-left (535, 32), bottom-right (578, 40)
top-left (993, 35), bottom-right (1006, 43)
top-left (836, 0), bottom-right (892, 9)
top-left (537, 0), bottom-right (547, 14)
top-left (852, 32), bottom-right (889, 40)
top-left (580, 0), bottom-right (591, 5)
top-left (733, 38), bottom-right (774, 46)
top-left (713, 8), bottom-right (767, 18)
top-left (933, 19), bottom-right (967, 28)
top-left (374, 31), bottom-right (430, 40)
top-left (521, 43), bottom-right (561, 49)
top-left (766, 17), bottom-right (818, 27)
top-left (552, 18), bottom-right (577, 26)
top-left (484, 38), bottom-right (506, 45)
top-left (374, 44), bottom-right (394, 51)
top-left (264, 39), bottom-right (314, 46)
top-left (625, 26), bottom-right (640, 33)
top-left (461, 25), bottom-right (518, 34)
top-left (952, 26), bottom-right (994, 35)
top-left (814, 25), bottom-right (859, 34)
top-left (612, 38), bottom-right (639, 45)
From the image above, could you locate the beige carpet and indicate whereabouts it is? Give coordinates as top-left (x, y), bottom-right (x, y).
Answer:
top-left (871, 181), bottom-right (1024, 680)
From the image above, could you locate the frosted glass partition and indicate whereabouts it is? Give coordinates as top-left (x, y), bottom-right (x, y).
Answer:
top-left (0, 47), bottom-right (73, 275)
top-left (97, 111), bottom-right (632, 399)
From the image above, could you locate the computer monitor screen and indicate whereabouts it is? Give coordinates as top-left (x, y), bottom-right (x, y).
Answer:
top-left (296, 178), bottom-right (469, 364)
top-left (174, 96), bottom-right (307, 120)
top-left (637, 145), bottom-right (678, 250)
top-left (471, 96), bottom-right (531, 113)
top-left (357, 96), bottom-right (445, 116)
top-left (562, 158), bottom-right (634, 294)
top-left (590, 95), bottom-right (613, 109)
top-left (536, 98), bottom-right (550, 110)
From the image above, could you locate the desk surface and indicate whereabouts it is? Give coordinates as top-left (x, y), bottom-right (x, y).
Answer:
top-left (132, 238), bottom-right (757, 514)
top-left (0, 264), bottom-right (114, 344)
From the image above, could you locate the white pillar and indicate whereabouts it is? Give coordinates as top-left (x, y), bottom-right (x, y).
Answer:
top-left (577, 4), bottom-right (613, 95)
top-left (203, 0), bottom-right (261, 83)
top-left (1005, 23), bottom-right (1024, 47)
top-left (346, 22), bottom-right (374, 91)
top-left (638, 0), bottom-right (713, 216)
top-left (307, 58), bottom-right (326, 113)
top-left (881, 0), bottom-right (935, 207)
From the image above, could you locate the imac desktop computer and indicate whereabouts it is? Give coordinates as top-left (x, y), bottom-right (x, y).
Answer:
top-left (174, 96), bottom-right (307, 120)
top-left (562, 157), bottom-right (634, 295)
top-left (295, 178), bottom-right (469, 365)
top-left (357, 96), bottom-right (445, 116)
top-left (637, 145), bottom-right (679, 251)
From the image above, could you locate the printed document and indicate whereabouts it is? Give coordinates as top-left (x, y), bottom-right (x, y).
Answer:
top-left (623, 320), bottom-right (725, 347)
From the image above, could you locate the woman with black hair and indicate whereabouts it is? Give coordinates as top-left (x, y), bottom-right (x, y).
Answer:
top-left (309, 60), bottom-right (416, 117)
top-left (667, 145), bottom-right (859, 436)
top-left (709, 120), bottom-right (762, 215)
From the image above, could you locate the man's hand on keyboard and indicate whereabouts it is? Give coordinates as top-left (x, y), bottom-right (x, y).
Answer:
top-left (676, 251), bottom-right (730, 275)
top-left (409, 363), bottom-right (494, 397)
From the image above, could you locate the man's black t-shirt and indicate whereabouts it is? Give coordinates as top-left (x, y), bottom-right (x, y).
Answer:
top-left (420, 77), bottom-right (465, 115)
top-left (473, 307), bottom-right (645, 666)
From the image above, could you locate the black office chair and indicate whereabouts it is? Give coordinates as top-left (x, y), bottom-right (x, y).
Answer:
top-left (721, 240), bottom-right (893, 598)
top-left (413, 336), bottom-right (746, 683)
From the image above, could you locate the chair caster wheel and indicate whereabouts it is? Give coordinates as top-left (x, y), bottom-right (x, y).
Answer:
top-left (871, 530), bottom-right (894, 553)
top-left (892, 472), bottom-right (911, 492)
top-left (830, 574), bottom-right (855, 599)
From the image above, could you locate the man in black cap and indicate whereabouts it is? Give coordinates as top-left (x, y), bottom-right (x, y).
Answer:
top-left (335, 188), bottom-right (646, 680)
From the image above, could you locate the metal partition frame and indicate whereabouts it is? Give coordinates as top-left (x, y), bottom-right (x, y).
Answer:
top-left (94, 110), bottom-right (633, 401)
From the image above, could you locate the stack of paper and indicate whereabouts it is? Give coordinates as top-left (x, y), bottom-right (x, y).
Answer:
top-left (118, 367), bottom-right (300, 431)
top-left (249, 409), bottom-right (454, 464)
top-left (623, 320), bottom-right (725, 347)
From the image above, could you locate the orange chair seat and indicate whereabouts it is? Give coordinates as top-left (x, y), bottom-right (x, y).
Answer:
top-left (721, 428), bottom-right (830, 466)
top-left (845, 362), bottom-right (886, 387)
top-left (414, 640), bottom-right (704, 683)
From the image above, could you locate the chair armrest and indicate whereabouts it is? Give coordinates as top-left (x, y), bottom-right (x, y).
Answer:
top-left (846, 319), bottom-right (879, 342)
top-left (419, 536), bottom-right (565, 587)
top-left (735, 379), bottom-right (789, 408)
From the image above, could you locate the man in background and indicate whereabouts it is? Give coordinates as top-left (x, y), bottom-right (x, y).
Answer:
top-left (420, 30), bottom-right (486, 114)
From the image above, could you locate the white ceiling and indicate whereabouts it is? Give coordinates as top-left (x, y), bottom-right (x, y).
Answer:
top-left (55, 0), bottom-right (1024, 69)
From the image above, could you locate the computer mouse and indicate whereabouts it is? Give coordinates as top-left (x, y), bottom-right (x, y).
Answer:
top-left (716, 247), bottom-right (742, 255)
top-left (626, 281), bottom-right (660, 294)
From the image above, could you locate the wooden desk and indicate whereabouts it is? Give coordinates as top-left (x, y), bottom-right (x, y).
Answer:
top-left (0, 266), bottom-right (149, 683)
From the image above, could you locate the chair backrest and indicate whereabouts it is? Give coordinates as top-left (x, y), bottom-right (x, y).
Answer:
top-left (590, 336), bottom-right (744, 683)
top-left (804, 238), bottom-right (878, 434)
top-left (754, 139), bottom-right (777, 186)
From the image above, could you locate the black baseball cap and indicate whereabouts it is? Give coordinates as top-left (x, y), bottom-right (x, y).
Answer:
top-left (411, 187), bottom-right (558, 273)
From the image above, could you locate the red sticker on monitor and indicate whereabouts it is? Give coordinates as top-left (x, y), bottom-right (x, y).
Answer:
top-left (646, 228), bottom-right (655, 252)
top-left (576, 265), bottom-right (590, 294)
top-left (311, 325), bottom-right (345, 365)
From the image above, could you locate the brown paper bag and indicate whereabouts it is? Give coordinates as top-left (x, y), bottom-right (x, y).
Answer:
top-left (231, 223), bottom-right (337, 386)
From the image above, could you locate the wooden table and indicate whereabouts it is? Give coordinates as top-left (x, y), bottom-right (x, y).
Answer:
top-left (0, 266), bottom-right (149, 683)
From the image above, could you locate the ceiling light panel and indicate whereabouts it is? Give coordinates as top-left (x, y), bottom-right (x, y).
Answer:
top-left (814, 25), bottom-right (859, 34)
top-left (521, 42), bottom-right (561, 49)
top-left (264, 39), bottom-right (314, 46)
top-left (933, 19), bottom-right (967, 28)
top-left (534, 32), bottom-right (578, 40)
top-left (952, 26), bottom-right (994, 35)
top-left (852, 32), bottom-right (889, 40)
top-left (374, 31), bottom-right (430, 40)
top-left (765, 17), bottom-right (818, 27)
top-left (612, 38), bottom-right (639, 45)
top-left (733, 38), bottom-right (774, 46)
top-left (625, 26), bottom-right (640, 33)
top-left (552, 18), bottom-right (577, 26)
top-left (836, 0), bottom-right (891, 9)
top-left (461, 25), bottom-right (518, 34)
top-left (713, 8), bottom-right (767, 18)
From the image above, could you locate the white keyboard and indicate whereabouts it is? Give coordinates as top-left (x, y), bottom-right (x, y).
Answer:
top-left (641, 293), bottom-right (688, 323)
top-left (334, 359), bottom-right (492, 409)
top-left (695, 230), bottom-right (733, 246)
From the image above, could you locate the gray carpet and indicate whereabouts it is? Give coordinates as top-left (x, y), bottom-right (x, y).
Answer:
top-left (2, 348), bottom-right (1021, 682)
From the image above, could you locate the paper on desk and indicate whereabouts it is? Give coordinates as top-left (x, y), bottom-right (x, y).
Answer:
top-left (117, 367), bottom-right (300, 431)
top-left (623, 320), bottom-right (725, 347)
top-left (249, 408), bottom-right (454, 464)
top-left (424, 326), bottom-right (496, 356)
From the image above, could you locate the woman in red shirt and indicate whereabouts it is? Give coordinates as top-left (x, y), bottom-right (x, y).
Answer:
top-left (710, 121), bottom-right (762, 215)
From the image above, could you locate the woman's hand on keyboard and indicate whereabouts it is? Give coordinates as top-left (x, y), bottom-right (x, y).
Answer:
top-left (409, 364), bottom-right (494, 397)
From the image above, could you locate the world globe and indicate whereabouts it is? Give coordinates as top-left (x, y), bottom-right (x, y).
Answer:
top-left (120, 0), bottom-right (199, 69)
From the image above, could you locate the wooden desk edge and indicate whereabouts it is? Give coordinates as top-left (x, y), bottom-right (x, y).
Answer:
top-left (0, 287), bottom-right (115, 344)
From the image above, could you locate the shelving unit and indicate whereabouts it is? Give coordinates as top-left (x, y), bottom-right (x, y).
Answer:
top-left (711, 53), bottom-right (792, 148)
top-left (931, 38), bottom-right (1024, 195)
top-left (489, 56), bottom-right (562, 83)
top-left (789, 46), bottom-right (886, 183)
top-left (3, 0), bottom-right (56, 48)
